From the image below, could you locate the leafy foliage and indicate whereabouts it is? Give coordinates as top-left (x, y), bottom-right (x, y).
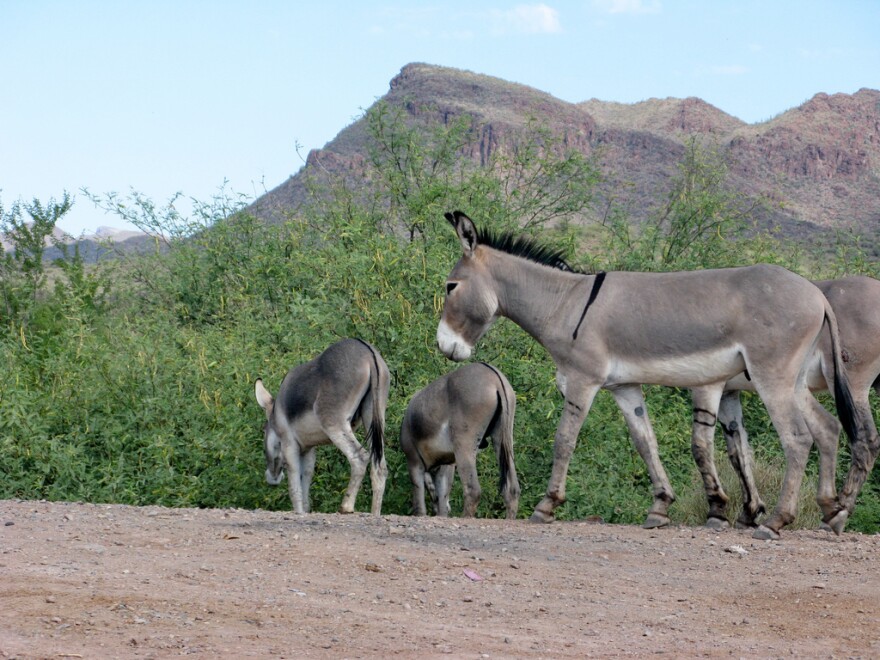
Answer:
top-left (2, 107), bottom-right (879, 531)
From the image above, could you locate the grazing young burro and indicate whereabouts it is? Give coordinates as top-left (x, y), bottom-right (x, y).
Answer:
top-left (400, 362), bottom-right (520, 518)
top-left (253, 338), bottom-right (390, 515)
top-left (436, 210), bottom-right (868, 540)
top-left (697, 276), bottom-right (880, 529)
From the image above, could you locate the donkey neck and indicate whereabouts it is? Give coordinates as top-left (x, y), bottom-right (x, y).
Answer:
top-left (485, 248), bottom-right (589, 345)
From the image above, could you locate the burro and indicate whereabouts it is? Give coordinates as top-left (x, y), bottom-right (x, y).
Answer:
top-left (436, 210), bottom-right (871, 540)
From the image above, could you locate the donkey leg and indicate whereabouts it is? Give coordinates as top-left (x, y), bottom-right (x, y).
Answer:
top-left (430, 465), bottom-right (455, 516)
top-left (282, 441), bottom-right (306, 514)
top-left (454, 444), bottom-right (482, 518)
top-left (611, 385), bottom-right (676, 529)
top-left (839, 387), bottom-right (880, 514)
top-left (408, 462), bottom-right (428, 516)
top-left (369, 453), bottom-right (388, 516)
top-left (494, 435), bottom-right (521, 520)
top-left (752, 392), bottom-right (813, 540)
top-left (530, 384), bottom-right (600, 523)
top-left (325, 424), bottom-right (370, 514)
top-left (717, 391), bottom-right (765, 528)
top-left (690, 385), bottom-right (729, 529)
top-left (299, 447), bottom-right (317, 514)
top-left (437, 465), bottom-right (455, 517)
top-left (802, 394), bottom-right (847, 533)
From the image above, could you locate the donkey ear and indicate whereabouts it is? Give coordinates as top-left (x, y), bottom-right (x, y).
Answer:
top-left (446, 210), bottom-right (478, 256)
top-left (254, 379), bottom-right (274, 416)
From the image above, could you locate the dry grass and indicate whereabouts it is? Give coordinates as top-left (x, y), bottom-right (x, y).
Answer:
top-left (673, 449), bottom-right (822, 530)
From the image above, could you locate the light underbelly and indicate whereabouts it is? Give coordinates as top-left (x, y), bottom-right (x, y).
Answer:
top-left (607, 346), bottom-right (746, 388)
top-left (290, 411), bottom-right (332, 448)
top-left (725, 351), bottom-right (826, 393)
top-left (418, 422), bottom-right (456, 468)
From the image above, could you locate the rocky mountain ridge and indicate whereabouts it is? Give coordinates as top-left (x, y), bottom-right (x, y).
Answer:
top-left (254, 63), bottom-right (880, 243)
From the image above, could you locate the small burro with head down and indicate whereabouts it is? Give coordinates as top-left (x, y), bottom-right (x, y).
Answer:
top-left (254, 338), bottom-right (390, 515)
top-left (400, 362), bottom-right (520, 519)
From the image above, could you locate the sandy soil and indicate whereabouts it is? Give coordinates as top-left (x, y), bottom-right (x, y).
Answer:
top-left (2, 499), bottom-right (879, 658)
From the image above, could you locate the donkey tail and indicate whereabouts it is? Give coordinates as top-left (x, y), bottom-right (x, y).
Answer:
top-left (365, 344), bottom-right (387, 469)
top-left (482, 365), bottom-right (520, 519)
top-left (824, 300), bottom-right (876, 513)
top-left (358, 339), bottom-right (388, 466)
top-left (824, 300), bottom-right (863, 446)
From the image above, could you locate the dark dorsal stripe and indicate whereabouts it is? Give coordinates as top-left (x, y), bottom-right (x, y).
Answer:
top-left (572, 272), bottom-right (607, 340)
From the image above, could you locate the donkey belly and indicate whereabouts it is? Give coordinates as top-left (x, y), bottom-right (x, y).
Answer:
top-left (418, 422), bottom-right (456, 469)
top-left (290, 411), bottom-right (333, 449)
top-left (607, 346), bottom-right (746, 388)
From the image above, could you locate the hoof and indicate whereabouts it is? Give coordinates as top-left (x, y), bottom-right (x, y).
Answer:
top-left (734, 519), bottom-right (757, 530)
top-left (705, 517), bottom-right (730, 530)
top-left (817, 521), bottom-right (833, 533)
top-left (752, 524), bottom-right (780, 541)
top-left (642, 513), bottom-right (670, 529)
top-left (338, 507), bottom-right (355, 515)
top-left (529, 509), bottom-right (555, 524)
top-left (825, 509), bottom-right (849, 536)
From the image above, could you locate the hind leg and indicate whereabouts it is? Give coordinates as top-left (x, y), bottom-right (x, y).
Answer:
top-left (751, 389), bottom-right (814, 539)
top-left (839, 385), bottom-right (880, 514)
top-left (454, 444), bottom-right (482, 518)
top-left (718, 391), bottom-right (766, 528)
top-left (802, 394), bottom-right (847, 532)
top-left (325, 423), bottom-right (370, 514)
top-left (690, 385), bottom-right (729, 528)
top-left (428, 465), bottom-right (455, 516)
top-left (369, 453), bottom-right (387, 516)
top-left (407, 460), bottom-right (428, 516)
top-left (493, 439), bottom-right (521, 520)
top-left (611, 385), bottom-right (676, 529)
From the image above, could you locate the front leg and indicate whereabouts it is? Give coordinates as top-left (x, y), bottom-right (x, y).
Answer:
top-left (611, 385), bottom-right (676, 529)
top-left (530, 383), bottom-right (600, 523)
top-left (282, 440), bottom-right (306, 514)
top-left (299, 447), bottom-right (317, 514)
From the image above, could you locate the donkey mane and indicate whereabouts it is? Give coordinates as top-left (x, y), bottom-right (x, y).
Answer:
top-left (475, 226), bottom-right (577, 273)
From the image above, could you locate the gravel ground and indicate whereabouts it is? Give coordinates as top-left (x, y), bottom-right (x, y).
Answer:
top-left (2, 499), bottom-right (879, 658)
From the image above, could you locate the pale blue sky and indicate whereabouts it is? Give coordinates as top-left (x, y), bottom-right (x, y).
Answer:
top-left (2, 1), bottom-right (878, 235)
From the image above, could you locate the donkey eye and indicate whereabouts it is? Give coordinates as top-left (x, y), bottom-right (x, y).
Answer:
top-left (446, 282), bottom-right (458, 295)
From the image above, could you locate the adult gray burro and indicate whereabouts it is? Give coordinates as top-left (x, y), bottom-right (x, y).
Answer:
top-left (436, 211), bottom-right (869, 540)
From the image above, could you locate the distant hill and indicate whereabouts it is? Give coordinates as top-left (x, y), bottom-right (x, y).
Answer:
top-left (1, 224), bottom-right (154, 262)
top-left (252, 63), bottom-right (880, 244)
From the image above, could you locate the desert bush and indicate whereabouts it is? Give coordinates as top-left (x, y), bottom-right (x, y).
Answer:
top-left (2, 111), bottom-right (879, 532)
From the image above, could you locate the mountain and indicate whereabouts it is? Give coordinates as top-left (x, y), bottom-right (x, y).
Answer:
top-left (1, 224), bottom-right (154, 262)
top-left (253, 63), bottom-right (880, 244)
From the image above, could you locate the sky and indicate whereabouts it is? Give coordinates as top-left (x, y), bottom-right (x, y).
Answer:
top-left (2, 1), bottom-right (878, 236)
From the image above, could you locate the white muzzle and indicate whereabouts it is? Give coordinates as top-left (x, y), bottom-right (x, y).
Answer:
top-left (437, 320), bottom-right (472, 361)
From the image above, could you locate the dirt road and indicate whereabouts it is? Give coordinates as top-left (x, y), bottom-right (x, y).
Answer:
top-left (2, 499), bottom-right (879, 658)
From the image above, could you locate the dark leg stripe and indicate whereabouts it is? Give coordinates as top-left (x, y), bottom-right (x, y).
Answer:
top-left (693, 408), bottom-right (717, 427)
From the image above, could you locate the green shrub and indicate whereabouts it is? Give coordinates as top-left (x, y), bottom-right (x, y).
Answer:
top-left (2, 111), bottom-right (879, 533)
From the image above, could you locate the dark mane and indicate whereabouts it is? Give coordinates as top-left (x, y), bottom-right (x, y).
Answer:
top-left (475, 226), bottom-right (577, 273)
